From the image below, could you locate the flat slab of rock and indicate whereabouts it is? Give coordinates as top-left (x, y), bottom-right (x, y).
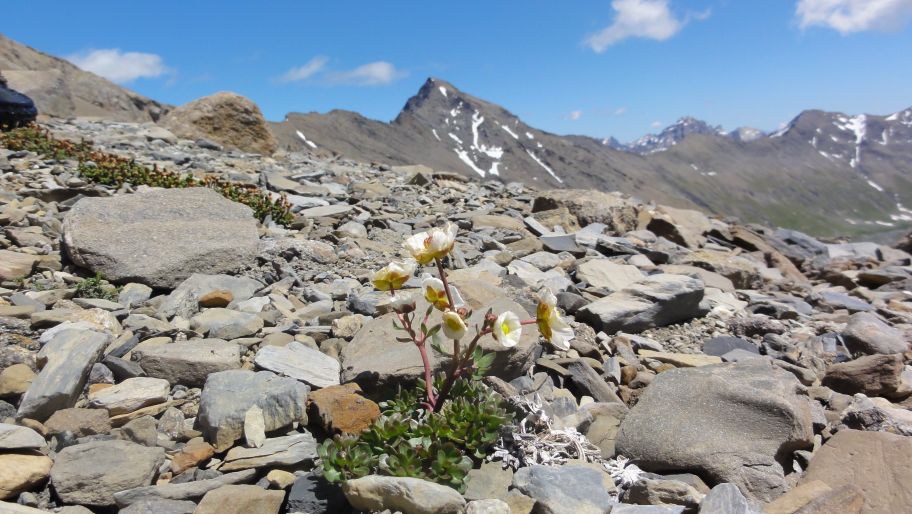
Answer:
top-left (87, 376), bottom-right (170, 415)
top-left (0, 249), bottom-right (39, 281)
top-left (254, 341), bottom-right (340, 388)
top-left (0, 423), bottom-right (45, 450)
top-left (62, 188), bottom-right (259, 289)
top-left (0, 454), bottom-right (52, 500)
top-left (158, 274), bottom-right (263, 320)
top-left (576, 259), bottom-right (644, 291)
top-left (615, 359), bottom-right (814, 502)
top-left (197, 370), bottom-right (309, 451)
top-left (637, 349), bottom-right (723, 368)
top-left (822, 353), bottom-right (905, 398)
top-left (219, 432), bottom-right (318, 471)
top-left (840, 312), bottom-right (908, 355)
top-left (799, 429), bottom-right (912, 514)
top-left (577, 274), bottom-right (706, 334)
top-left (195, 484), bottom-right (284, 514)
top-left (51, 439), bottom-right (165, 507)
top-left (114, 469), bottom-right (257, 507)
top-left (343, 475), bottom-right (466, 514)
top-left (512, 464), bottom-right (617, 514)
top-left (136, 340), bottom-right (241, 387)
top-left (191, 308), bottom-right (263, 339)
top-left (17, 328), bottom-right (109, 421)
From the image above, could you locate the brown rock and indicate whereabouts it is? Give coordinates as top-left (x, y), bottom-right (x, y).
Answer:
top-left (799, 429), bottom-right (912, 514)
top-left (308, 383), bottom-right (380, 435)
top-left (0, 363), bottom-right (35, 398)
top-left (45, 408), bottom-right (111, 437)
top-left (194, 484), bottom-right (284, 514)
top-left (0, 453), bottom-right (52, 499)
top-left (161, 92), bottom-right (277, 155)
top-left (199, 290), bottom-right (233, 308)
top-left (0, 250), bottom-right (39, 281)
top-left (822, 354), bottom-right (905, 398)
top-left (170, 438), bottom-right (215, 474)
top-left (532, 190), bottom-right (639, 232)
top-left (764, 480), bottom-right (833, 514)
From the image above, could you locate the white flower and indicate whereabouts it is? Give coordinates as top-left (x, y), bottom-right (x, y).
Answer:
top-left (493, 311), bottom-right (522, 348)
top-left (421, 275), bottom-right (450, 310)
top-left (403, 222), bottom-right (458, 265)
top-left (390, 292), bottom-right (416, 313)
top-left (441, 310), bottom-right (467, 340)
top-left (371, 259), bottom-right (417, 291)
top-left (535, 288), bottom-right (574, 351)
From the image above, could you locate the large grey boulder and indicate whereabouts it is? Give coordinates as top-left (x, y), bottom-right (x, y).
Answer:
top-left (512, 464), bottom-right (616, 514)
top-left (17, 329), bottom-right (109, 421)
top-left (197, 370), bottom-right (309, 451)
top-left (50, 439), bottom-right (165, 507)
top-left (62, 188), bottom-right (259, 289)
top-left (157, 274), bottom-right (263, 320)
top-left (342, 280), bottom-right (537, 394)
top-left (161, 92), bottom-right (278, 155)
top-left (136, 340), bottom-right (241, 387)
top-left (615, 359), bottom-right (814, 502)
top-left (343, 475), bottom-right (466, 514)
top-left (577, 274), bottom-right (706, 334)
top-left (841, 312), bottom-right (908, 355)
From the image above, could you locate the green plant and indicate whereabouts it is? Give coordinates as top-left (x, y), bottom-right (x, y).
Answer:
top-left (73, 273), bottom-right (119, 301)
top-left (319, 377), bottom-right (511, 492)
top-left (0, 124), bottom-right (293, 226)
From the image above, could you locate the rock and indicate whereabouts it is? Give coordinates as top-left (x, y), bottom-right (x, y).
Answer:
top-left (197, 370), bottom-right (309, 451)
top-left (702, 336), bottom-right (758, 357)
top-left (0, 423), bottom-right (45, 449)
top-left (162, 92), bottom-right (278, 155)
top-left (582, 402), bottom-right (628, 458)
top-left (170, 438), bottom-right (215, 474)
top-left (17, 329), bottom-right (109, 421)
top-left (0, 363), bottom-right (35, 398)
top-left (158, 274), bottom-right (264, 320)
top-left (113, 469), bottom-right (257, 507)
top-left (0, 250), bottom-right (38, 281)
top-left (576, 259), bottom-right (644, 291)
top-left (625, 478), bottom-right (704, 510)
top-left (62, 188), bottom-right (260, 289)
top-left (0, 80), bottom-right (37, 128)
top-left (121, 415), bottom-right (159, 446)
top-left (0, 454), bottom-right (51, 500)
top-left (297, 204), bottom-right (353, 218)
top-left (287, 472), bottom-right (350, 514)
top-left (533, 190), bottom-right (639, 232)
top-left (342, 475), bottom-right (466, 514)
top-left (841, 312), bottom-right (908, 355)
top-left (87, 376), bottom-right (170, 415)
top-left (615, 360), bottom-right (814, 502)
top-left (647, 205), bottom-right (711, 249)
top-left (698, 483), bottom-right (759, 513)
top-left (822, 354), bottom-right (905, 398)
top-left (512, 464), bottom-right (616, 514)
top-left (466, 499), bottom-right (511, 514)
top-left (568, 360), bottom-right (622, 404)
top-left (119, 283), bottom-right (153, 308)
top-left (764, 480), bottom-right (863, 514)
top-left (611, 505), bottom-right (685, 513)
top-left (254, 341), bottom-right (340, 389)
top-left (119, 498), bottom-right (197, 514)
top-left (136, 340), bottom-right (241, 386)
top-left (637, 350), bottom-right (723, 368)
top-left (219, 432), bottom-right (318, 471)
top-left (799, 429), bottom-right (912, 514)
top-left (198, 290), bottom-right (233, 308)
top-left (194, 485), bottom-right (283, 514)
top-left (307, 382), bottom-right (381, 434)
top-left (244, 405), bottom-right (266, 448)
top-left (50, 439), bottom-right (165, 507)
top-left (342, 280), bottom-right (537, 394)
top-left (191, 308), bottom-right (263, 339)
top-left (577, 274), bottom-right (706, 334)
top-left (464, 462), bottom-right (514, 501)
top-left (678, 250), bottom-right (761, 289)
top-left (44, 407), bottom-right (111, 437)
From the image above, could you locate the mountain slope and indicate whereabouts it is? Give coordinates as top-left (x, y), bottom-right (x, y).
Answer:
top-left (273, 78), bottom-right (912, 240)
top-left (0, 34), bottom-right (168, 122)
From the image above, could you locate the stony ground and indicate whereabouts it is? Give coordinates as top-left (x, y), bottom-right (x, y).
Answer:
top-left (0, 118), bottom-right (910, 514)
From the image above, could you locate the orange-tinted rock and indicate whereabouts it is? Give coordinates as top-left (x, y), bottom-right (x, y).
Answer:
top-left (199, 290), bottom-right (233, 308)
top-left (309, 383), bottom-right (380, 435)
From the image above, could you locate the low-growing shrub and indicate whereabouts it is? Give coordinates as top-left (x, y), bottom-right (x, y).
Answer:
top-left (0, 124), bottom-right (293, 226)
top-left (72, 273), bottom-right (119, 301)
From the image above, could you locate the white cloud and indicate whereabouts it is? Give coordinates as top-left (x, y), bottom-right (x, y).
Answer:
top-left (568, 110), bottom-right (583, 121)
top-left (614, 107), bottom-right (627, 116)
top-left (66, 49), bottom-right (169, 84)
top-left (278, 56), bottom-right (329, 83)
top-left (585, 0), bottom-right (709, 52)
top-left (328, 61), bottom-right (406, 86)
top-left (796, 0), bottom-right (912, 33)
top-left (651, 120), bottom-right (664, 128)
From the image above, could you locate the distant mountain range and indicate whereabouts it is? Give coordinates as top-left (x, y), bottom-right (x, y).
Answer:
top-left (272, 78), bottom-right (912, 240)
top-left (1, 33), bottom-right (909, 241)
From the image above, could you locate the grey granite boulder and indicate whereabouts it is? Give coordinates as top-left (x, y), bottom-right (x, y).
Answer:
top-left (62, 188), bottom-right (259, 289)
top-left (17, 329), bottom-right (109, 421)
top-left (615, 359), bottom-right (814, 502)
top-left (50, 439), bottom-right (165, 507)
top-left (196, 370), bottom-right (309, 451)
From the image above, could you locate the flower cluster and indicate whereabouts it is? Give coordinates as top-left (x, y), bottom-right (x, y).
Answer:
top-left (371, 221), bottom-right (576, 411)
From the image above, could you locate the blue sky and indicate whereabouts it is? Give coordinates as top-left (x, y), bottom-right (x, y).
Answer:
top-left (4, 0), bottom-right (912, 141)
